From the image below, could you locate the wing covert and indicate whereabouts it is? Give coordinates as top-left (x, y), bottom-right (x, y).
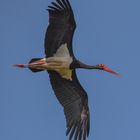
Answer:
top-left (48, 70), bottom-right (90, 140)
top-left (45, 0), bottom-right (76, 57)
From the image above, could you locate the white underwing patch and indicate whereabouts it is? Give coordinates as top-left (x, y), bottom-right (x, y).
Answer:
top-left (54, 43), bottom-right (71, 58)
top-left (53, 43), bottom-right (73, 80)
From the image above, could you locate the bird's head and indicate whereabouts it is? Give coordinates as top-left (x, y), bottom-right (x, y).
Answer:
top-left (95, 64), bottom-right (120, 76)
top-left (72, 60), bottom-right (120, 76)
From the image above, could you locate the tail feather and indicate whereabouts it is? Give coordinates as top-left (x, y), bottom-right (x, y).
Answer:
top-left (29, 58), bottom-right (44, 73)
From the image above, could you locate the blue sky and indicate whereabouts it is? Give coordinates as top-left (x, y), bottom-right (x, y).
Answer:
top-left (0, 0), bottom-right (140, 140)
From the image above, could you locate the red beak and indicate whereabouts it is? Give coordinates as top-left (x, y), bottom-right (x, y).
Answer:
top-left (103, 66), bottom-right (120, 76)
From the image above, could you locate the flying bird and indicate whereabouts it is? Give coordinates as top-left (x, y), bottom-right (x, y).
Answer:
top-left (15, 0), bottom-right (119, 140)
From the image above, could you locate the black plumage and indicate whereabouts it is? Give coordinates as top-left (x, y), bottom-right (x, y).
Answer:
top-left (14, 0), bottom-right (119, 140)
top-left (15, 0), bottom-right (119, 139)
top-left (45, 0), bottom-right (76, 57)
top-left (45, 0), bottom-right (90, 140)
top-left (48, 71), bottom-right (90, 140)
top-left (44, 1), bottom-right (90, 140)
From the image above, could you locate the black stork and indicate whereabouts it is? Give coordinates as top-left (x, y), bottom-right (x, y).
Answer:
top-left (15, 0), bottom-right (119, 140)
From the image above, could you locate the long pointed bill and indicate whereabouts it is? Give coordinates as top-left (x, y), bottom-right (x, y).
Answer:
top-left (104, 66), bottom-right (120, 76)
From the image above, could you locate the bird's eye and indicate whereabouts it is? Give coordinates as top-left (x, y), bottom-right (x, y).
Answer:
top-left (99, 64), bottom-right (104, 67)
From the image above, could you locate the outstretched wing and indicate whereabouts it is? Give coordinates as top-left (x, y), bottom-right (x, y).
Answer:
top-left (45, 0), bottom-right (76, 57)
top-left (48, 70), bottom-right (90, 140)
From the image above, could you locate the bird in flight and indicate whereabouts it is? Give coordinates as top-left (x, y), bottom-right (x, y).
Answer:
top-left (15, 0), bottom-right (119, 140)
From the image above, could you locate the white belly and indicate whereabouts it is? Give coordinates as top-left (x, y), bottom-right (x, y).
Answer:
top-left (44, 43), bottom-right (73, 80)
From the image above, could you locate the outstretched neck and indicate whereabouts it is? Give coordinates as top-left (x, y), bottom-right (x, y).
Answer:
top-left (70, 60), bottom-right (101, 70)
top-left (71, 60), bottom-right (120, 76)
top-left (79, 62), bottom-right (100, 69)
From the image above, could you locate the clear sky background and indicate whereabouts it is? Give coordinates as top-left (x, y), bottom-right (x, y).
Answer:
top-left (0, 0), bottom-right (140, 140)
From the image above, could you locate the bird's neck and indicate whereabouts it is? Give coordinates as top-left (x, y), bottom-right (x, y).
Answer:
top-left (70, 60), bottom-right (101, 70)
top-left (79, 62), bottom-right (99, 69)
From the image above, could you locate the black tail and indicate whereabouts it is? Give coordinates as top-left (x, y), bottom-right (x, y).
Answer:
top-left (28, 58), bottom-right (44, 73)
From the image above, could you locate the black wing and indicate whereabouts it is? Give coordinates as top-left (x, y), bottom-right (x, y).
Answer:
top-left (49, 70), bottom-right (90, 140)
top-left (45, 0), bottom-right (76, 57)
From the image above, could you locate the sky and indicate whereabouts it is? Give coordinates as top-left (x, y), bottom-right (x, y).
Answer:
top-left (0, 0), bottom-right (140, 140)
